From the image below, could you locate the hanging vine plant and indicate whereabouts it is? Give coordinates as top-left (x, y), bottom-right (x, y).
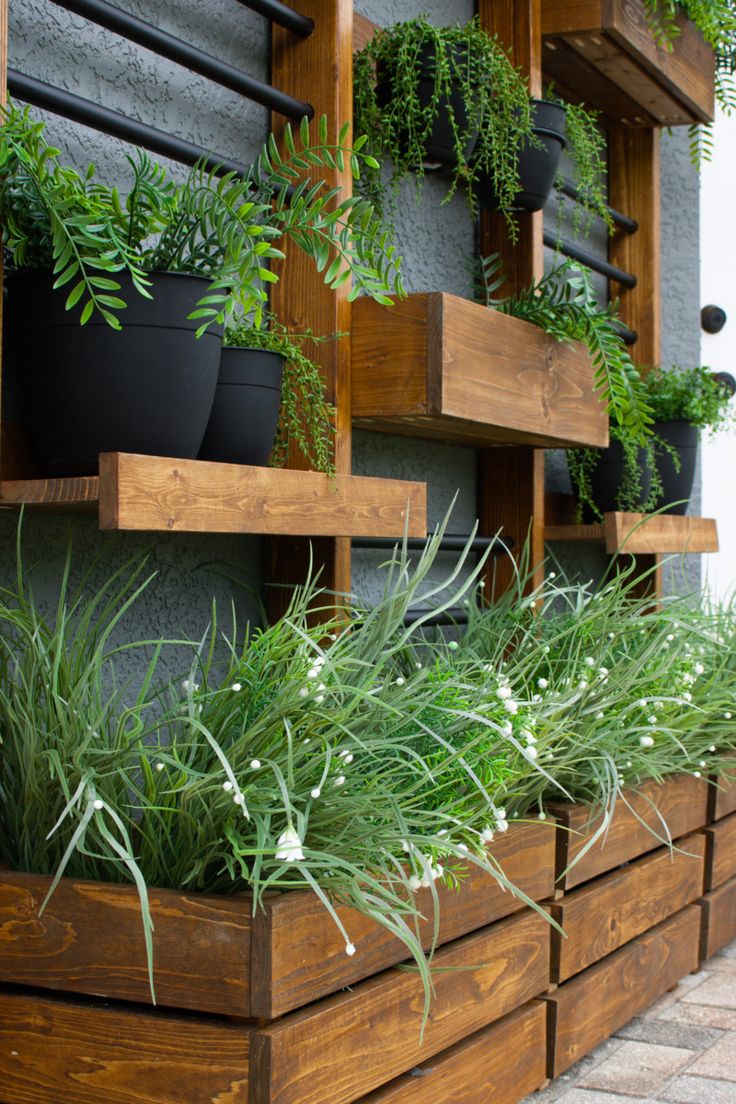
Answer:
top-left (353, 16), bottom-right (536, 233)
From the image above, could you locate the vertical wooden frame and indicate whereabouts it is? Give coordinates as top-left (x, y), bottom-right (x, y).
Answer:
top-left (0, 0), bottom-right (8, 480)
top-left (268, 0), bottom-right (354, 614)
top-left (476, 0), bottom-right (546, 595)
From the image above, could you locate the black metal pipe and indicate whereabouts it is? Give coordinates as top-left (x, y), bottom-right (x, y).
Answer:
top-left (352, 534), bottom-right (514, 555)
top-left (543, 230), bottom-right (637, 289)
top-left (8, 69), bottom-right (250, 176)
top-left (403, 607), bottom-right (470, 627)
top-left (556, 178), bottom-right (638, 235)
top-left (613, 322), bottom-right (638, 346)
top-left (235, 0), bottom-right (314, 38)
top-left (49, 0), bottom-right (313, 122)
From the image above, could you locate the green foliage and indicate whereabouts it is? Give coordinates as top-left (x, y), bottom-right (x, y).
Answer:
top-left (223, 318), bottom-right (337, 476)
top-left (353, 17), bottom-right (535, 233)
top-left (0, 104), bottom-right (404, 333)
top-left (566, 424), bottom-right (669, 521)
top-left (547, 96), bottom-right (614, 237)
top-left (476, 254), bottom-right (652, 440)
top-left (642, 363), bottom-right (736, 431)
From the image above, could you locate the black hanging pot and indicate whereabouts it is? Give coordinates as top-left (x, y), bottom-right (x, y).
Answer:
top-left (587, 439), bottom-right (654, 519)
top-left (9, 269), bottom-right (222, 476)
top-left (652, 420), bottom-right (699, 516)
top-left (376, 41), bottom-right (479, 168)
top-left (473, 98), bottom-right (567, 213)
top-left (198, 347), bottom-right (283, 466)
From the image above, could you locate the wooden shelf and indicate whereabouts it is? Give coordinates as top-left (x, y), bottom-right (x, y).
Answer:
top-left (546, 509), bottom-right (719, 555)
top-left (542, 0), bottom-right (714, 127)
top-left (0, 452), bottom-right (427, 538)
top-left (351, 293), bottom-right (610, 450)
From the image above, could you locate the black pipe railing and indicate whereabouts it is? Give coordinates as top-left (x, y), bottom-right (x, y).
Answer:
top-left (556, 179), bottom-right (638, 235)
top-left (403, 607), bottom-right (470, 627)
top-left (49, 0), bottom-right (313, 122)
top-left (543, 230), bottom-right (637, 289)
top-left (613, 322), bottom-right (638, 346)
top-left (8, 69), bottom-right (250, 176)
top-left (352, 534), bottom-right (514, 555)
top-left (236, 0), bottom-right (314, 38)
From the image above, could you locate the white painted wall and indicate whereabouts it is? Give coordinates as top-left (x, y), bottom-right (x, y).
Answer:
top-left (701, 108), bottom-right (736, 600)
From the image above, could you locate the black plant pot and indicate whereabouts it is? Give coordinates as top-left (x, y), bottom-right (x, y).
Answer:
top-left (376, 41), bottom-right (479, 168)
top-left (474, 99), bottom-right (567, 213)
top-left (587, 439), bottom-right (654, 518)
top-left (652, 420), bottom-right (699, 516)
top-left (198, 347), bottom-right (283, 466)
top-left (9, 270), bottom-right (222, 476)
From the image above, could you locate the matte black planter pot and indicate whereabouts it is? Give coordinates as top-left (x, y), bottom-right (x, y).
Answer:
top-left (587, 439), bottom-right (654, 519)
top-left (474, 99), bottom-right (566, 213)
top-left (198, 347), bottom-right (283, 466)
top-left (652, 420), bottom-right (699, 516)
top-left (376, 42), bottom-right (479, 168)
top-left (9, 270), bottom-right (222, 475)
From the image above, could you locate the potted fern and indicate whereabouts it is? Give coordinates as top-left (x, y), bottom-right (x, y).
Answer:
top-left (0, 104), bottom-right (402, 475)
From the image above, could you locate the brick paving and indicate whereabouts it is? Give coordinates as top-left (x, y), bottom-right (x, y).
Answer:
top-left (521, 939), bottom-right (736, 1104)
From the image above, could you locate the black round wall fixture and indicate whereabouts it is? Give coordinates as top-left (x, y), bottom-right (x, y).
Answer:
top-left (701, 304), bottom-right (727, 334)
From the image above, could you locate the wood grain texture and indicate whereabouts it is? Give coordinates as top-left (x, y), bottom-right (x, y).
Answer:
top-left (709, 757), bottom-right (736, 821)
top-left (551, 833), bottom-right (706, 982)
top-left (553, 774), bottom-right (709, 889)
top-left (250, 909), bottom-right (551, 1104)
top-left (700, 876), bottom-right (736, 961)
top-left (0, 987), bottom-right (250, 1104)
top-left (545, 512), bottom-right (718, 554)
top-left (541, 0), bottom-right (714, 125)
top-left (706, 812), bottom-right (736, 891)
top-left (0, 475), bottom-right (99, 506)
top-left (546, 905), bottom-right (701, 1077)
top-left (354, 1002), bottom-right (547, 1104)
top-left (609, 127), bottom-right (661, 367)
top-left (353, 12), bottom-right (378, 53)
top-left (252, 822), bottom-right (556, 1017)
top-left (96, 453), bottom-right (425, 537)
top-left (479, 447), bottom-right (546, 597)
top-left (0, 872), bottom-right (251, 1016)
top-left (542, 35), bottom-right (659, 126)
top-left (351, 294), bottom-right (609, 449)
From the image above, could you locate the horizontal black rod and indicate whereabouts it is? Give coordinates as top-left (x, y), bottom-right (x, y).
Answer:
top-left (543, 230), bottom-right (637, 289)
top-left (613, 322), bottom-right (638, 346)
top-left (49, 0), bottom-right (313, 122)
top-left (235, 0), bottom-right (314, 38)
top-left (557, 178), bottom-right (638, 234)
top-left (403, 607), bottom-right (470, 627)
top-left (8, 69), bottom-right (249, 176)
top-left (352, 534), bottom-right (514, 555)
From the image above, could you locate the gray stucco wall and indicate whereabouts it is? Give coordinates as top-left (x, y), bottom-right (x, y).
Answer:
top-left (4, 1), bottom-right (705, 644)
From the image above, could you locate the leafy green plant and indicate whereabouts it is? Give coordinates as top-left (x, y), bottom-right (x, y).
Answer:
top-left (642, 363), bottom-right (736, 431)
top-left (0, 102), bottom-right (404, 334)
top-left (353, 16), bottom-right (535, 230)
top-left (545, 94), bottom-right (614, 237)
top-left (223, 318), bottom-right (337, 475)
top-left (477, 254), bottom-right (651, 440)
top-left (566, 423), bottom-right (666, 520)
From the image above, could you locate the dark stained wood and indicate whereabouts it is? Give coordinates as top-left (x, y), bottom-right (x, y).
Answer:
top-left (351, 294), bottom-right (609, 449)
top-left (552, 774), bottom-right (709, 889)
top-left (252, 822), bottom-right (556, 1017)
top-left (94, 453), bottom-right (425, 537)
top-left (546, 905), bottom-right (701, 1077)
top-left (353, 11), bottom-right (378, 53)
top-left (479, 447), bottom-right (546, 597)
top-left (353, 1002), bottom-right (547, 1104)
top-left (700, 877), bottom-right (736, 961)
top-left (0, 987), bottom-right (250, 1104)
top-left (250, 909), bottom-right (551, 1104)
top-left (709, 756), bottom-right (736, 821)
top-left (541, 0), bottom-right (714, 125)
top-left (542, 35), bottom-right (659, 127)
top-left (0, 871), bottom-right (251, 1016)
top-left (705, 812), bottom-right (736, 891)
top-left (551, 833), bottom-right (706, 982)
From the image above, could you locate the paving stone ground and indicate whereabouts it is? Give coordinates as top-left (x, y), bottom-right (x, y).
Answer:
top-left (520, 939), bottom-right (736, 1104)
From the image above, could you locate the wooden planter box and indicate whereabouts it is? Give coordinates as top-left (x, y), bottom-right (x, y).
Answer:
top-left (708, 755), bottom-right (736, 821)
top-left (351, 293), bottom-right (609, 450)
top-left (542, 0), bottom-right (715, 127)
top-left (552, 773), bottom-right (709, 890)
top-left (705, 811), bottom-right (736, 892)
top-left (699, 876), bottom-right (736, 961)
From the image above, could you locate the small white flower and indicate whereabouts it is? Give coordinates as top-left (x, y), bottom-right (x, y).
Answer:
top-left (299, 687), bottom-right (309, 698)
top-left (537, 678), bottom-right (549, 689)
top-left (683, 692), bottom-right (692, 702)
top-left (548, 571), bottom-right (556, 580)
top-left (694, 771), bottom-right (702, 778)
top-left (598, 667), bottom-right (609, 678)
top-left (448, 641), bottom-right (458, 651)
top-left (415, 662), bottom-right (423, 669)
top-left (222, 780), bottom-right (233, 792)
top-left (303, 737), bottom-right (311, 744)
top-left (231, 682), bottom-right (242, 692)
top-left (699, 760), bottom-right (707, 768)
top-left (694, 663), bottom-right (705, 676)
top-left (637, 699), bottom-right (648, 709)
top-left (401, 839), bottom-right (412, 853)
top-left (478, 579), bottom-right (486, 588)
top-left (640, 735), bottom-right (655, 748)
top-left (431, 864), bottom-right (444, 881)
top-left (317, 683), bottom-right (326, 692)
top-left (710, 745), bottom-right (717, 752)
top-left (93, 799), bottom-right (104, 810)
top-left (584, 657), bottom-right (595, 667)
top-left (522, 729), bottom-right (536, 744)
top-left (543, 645), bottom-right (550, 655)
top-left (497, 686), bottom-right (512, 700)
top-left (504, 699), bottom-right (519, 715)
top-left (596, 711), bottom-right (604, 720)
top-left (275, 827), bottom-right (305, 862)
top-left (524, 745), bottom-right (538, 759)
top-left (496, 818), bottom-right (509, 832)
top-left (409, 875), bottom-right (422, 891)
top-left (233, 794), bottom-right (245, 806)
top-left (532, 694), bottom-right (542, 703)
top-left (503, 723), bottom-right (513, 736)
top-left (666, 634), bottom-right (675, 642)
top-left (307, 668), bottom-right (320, 679)
top-left (647, 715), bottom-right (658, 726)
top-left (310, 787), bottom-right (321, 799)
top-left (181, 679), bottom-right (199, 693)
top-left (538, 811), bottom-right (546, 821)
top-left (480, 827), bottom-right (495, 843)
top-left (458, 843), bottom-right (469, 854)
top-left (345, 942), bottom-right (356, 957)
top-left (315, 695), bottom-right (325, 704)
top-left (663, 641), bottom-right (670, 650)
top-left (608, 632), bottom-right (615, 640)
top-left (395, 677), bottom-right (405, 686)
top-left (328, 633), bottom-right (337, 641)
top-left (155, 762), bottom-right (164, 772)
top-left (250, 759), bottom-right (261, 770)
top-left (334, 775), bottom-right (346, 787)
top-left (725, 713), bottom-right (733, 720)
top-left (579, 680), bottom-right (589, 690)
top-left (626, 760), bottom-right (632, 768)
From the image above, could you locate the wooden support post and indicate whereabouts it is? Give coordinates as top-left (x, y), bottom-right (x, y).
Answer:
top-left (268, 0), bottom-right (353, 617)
top-left (476, 0), bottom-right (546, 595)
top-left (608, 127), bottom-right (661, 368)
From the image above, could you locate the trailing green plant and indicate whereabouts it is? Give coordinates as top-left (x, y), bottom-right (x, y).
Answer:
top-left (543, 91), bottom-right (614, 238)
top-left (641, 363), bottom-right (736, 431)
top-left (0, 102), bottom-right (404, 334)
top-left (353, 16), bottom-right (536, 230)
top-left (223, 317), bottom-right (337, 475)
top-left (476, 254), bottom-right (652, 441)
top-left (566, 422), bottom-right (667, 521)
